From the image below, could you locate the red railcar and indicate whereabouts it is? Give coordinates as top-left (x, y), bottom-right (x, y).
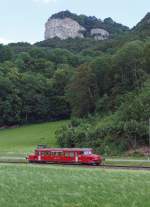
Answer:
top-left (27, 147), bottom-right (103, 165)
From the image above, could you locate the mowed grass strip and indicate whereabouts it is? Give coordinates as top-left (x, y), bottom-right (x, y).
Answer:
top-left (0, 120), bottom-right (68, 156)
top-left (105, 159), bottom-right (150, 167)
top-left (0, 164), bottom-right (150, 207)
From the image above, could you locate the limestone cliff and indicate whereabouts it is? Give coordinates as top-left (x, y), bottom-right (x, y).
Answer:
top-left (90, 28), bottom-right (109, 40)
top-left (44, 11), bottom-right (129, 41)
top-left (45, 18), bottom-right (86, 40)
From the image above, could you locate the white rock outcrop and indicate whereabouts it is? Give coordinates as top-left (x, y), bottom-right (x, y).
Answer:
top-left (91, 28), bottom-right (109, 40)
top-left (45, 18), bottom-right (86, 40)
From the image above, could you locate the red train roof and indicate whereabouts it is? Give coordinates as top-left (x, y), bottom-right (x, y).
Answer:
top-left (35, 148), bottom-right (92, 152)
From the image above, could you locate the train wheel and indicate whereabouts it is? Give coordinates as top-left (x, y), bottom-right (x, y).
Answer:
top-left (29, 161), bottom-right (34, 163)
top-left (91, 163), bottom-right (96, 166)
top-left (92, 163), bottom-right (100, 166)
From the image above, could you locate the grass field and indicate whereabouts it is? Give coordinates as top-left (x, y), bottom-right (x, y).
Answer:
top-left (0, 164), bottom-right (150, 207)
top-left (0, 120), bottom-right (68, 156)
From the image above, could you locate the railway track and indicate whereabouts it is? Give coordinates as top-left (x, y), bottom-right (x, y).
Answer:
top-left (99, 165), bottom-right (150, 171)
top-left (0, 160), bottom-right (150, 170)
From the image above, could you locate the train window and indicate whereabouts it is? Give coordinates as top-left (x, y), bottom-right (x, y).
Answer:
top-left (53, 152), bottom-right (60, 156)
top-left (55, 152), bottom-right (59, 156)
top-left (58, 152), bottom-right (63, 156)
top-left (70, 152), bottom-right (74, 157)
top-left (41, 151), bottom-right (45, 156)
top-left (84, 151), bottom-right (92, 155)
top-left (51, 152), bottom-right (54, 156)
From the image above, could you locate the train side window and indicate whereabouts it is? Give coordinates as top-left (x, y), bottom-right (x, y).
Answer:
top-left (57, 152), bottom-right (62, 156)
top-left (46, 152), bottom-right (49, 156)
top-left (58, 152), bottom-right (63, 156)
top-left (41, 151), bottom-right (45, 156)
top-left (54, 152), bottom-right (60, 156)
top-left (57, 152), bottom-right (60, 156)
top-left (70, 152), bottom-right (74, 157)
top-left (51, 152), bottom-right (54, 156)
top-left (55, 152), bottom-right (59, 156)
top-left (53, 152), bottom-right (56, 156)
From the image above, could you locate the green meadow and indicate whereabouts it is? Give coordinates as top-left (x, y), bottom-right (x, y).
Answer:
top-left (0, 120), bottom-right (68, 156)
top-left (0, 164), bottom-right (150, 207)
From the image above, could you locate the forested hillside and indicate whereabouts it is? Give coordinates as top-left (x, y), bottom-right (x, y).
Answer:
top-left (0, 11), bottom-right (150, 154)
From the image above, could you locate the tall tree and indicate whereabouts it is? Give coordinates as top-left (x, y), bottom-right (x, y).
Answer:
top-left (67, 64), bottom-right (98, 117)
top-left (112, 40), bottom-right (145, 91)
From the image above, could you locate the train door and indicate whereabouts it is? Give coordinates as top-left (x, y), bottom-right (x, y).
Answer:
top-left (38, 151), bottom-right (41, 161)
top-left (64, 152), bottom-right (70, 163)
top-left (70, 151), bottom-right (76, 163)
top-left (75, 152), bottom-right (78, 163)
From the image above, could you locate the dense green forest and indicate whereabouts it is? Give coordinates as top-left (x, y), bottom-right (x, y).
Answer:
top-left (0, 12), bottom-right (150, 154)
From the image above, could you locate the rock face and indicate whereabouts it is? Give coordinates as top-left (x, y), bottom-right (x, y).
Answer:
top-left (44, 11), bottom-right (129, 41)
top-left (91, 28), bottom-right (110, 40)
top-left (45, 18), bottom-right (86, 40)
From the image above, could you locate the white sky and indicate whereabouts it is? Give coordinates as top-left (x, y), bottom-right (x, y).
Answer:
top-left (0, 0), bottom-right (149, 44)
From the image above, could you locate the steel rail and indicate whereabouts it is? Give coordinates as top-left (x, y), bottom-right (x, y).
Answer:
top-left (0, 160), bottom-right (150, 170)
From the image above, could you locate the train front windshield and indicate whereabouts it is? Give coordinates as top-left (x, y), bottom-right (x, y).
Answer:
top-left (84, 151), bottom-right (92, 155)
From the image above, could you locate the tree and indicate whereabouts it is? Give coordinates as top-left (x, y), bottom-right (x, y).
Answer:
top-left (18, 73), bottom-right (52, 122)
top-left (112, 40), bottom-right (145, 91)
top-left (52, 66), bottom-right (73, 95)
top-left (29, 47), bottom-right (47, 59)
top-left (15, 52), bottom-right (32, 72)
top-left (48, 48), bottom-right (78, 66)
top-left (144, 42), bottom-right (150, 74)
top-left (0, 45), bottom-right (12, 63)
top-left (90, 55), bottom-right (112, 96)
top-left (0, 65), bottom-right (22, 126)
top-left (67, 64), bottom-right (98, 117)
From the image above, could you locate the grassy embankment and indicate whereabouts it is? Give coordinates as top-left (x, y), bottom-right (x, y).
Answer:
top-left (0, 120), bottom-right (68, 157)
top-left (0, 164), bottom-right (150, 207)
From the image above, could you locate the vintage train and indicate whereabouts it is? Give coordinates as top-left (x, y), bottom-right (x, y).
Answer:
top-left (27, 146), bottom-right (103, 165)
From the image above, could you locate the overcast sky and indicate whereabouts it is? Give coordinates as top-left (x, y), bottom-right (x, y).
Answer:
top-left (0, 0), bottom-right (149, 44)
